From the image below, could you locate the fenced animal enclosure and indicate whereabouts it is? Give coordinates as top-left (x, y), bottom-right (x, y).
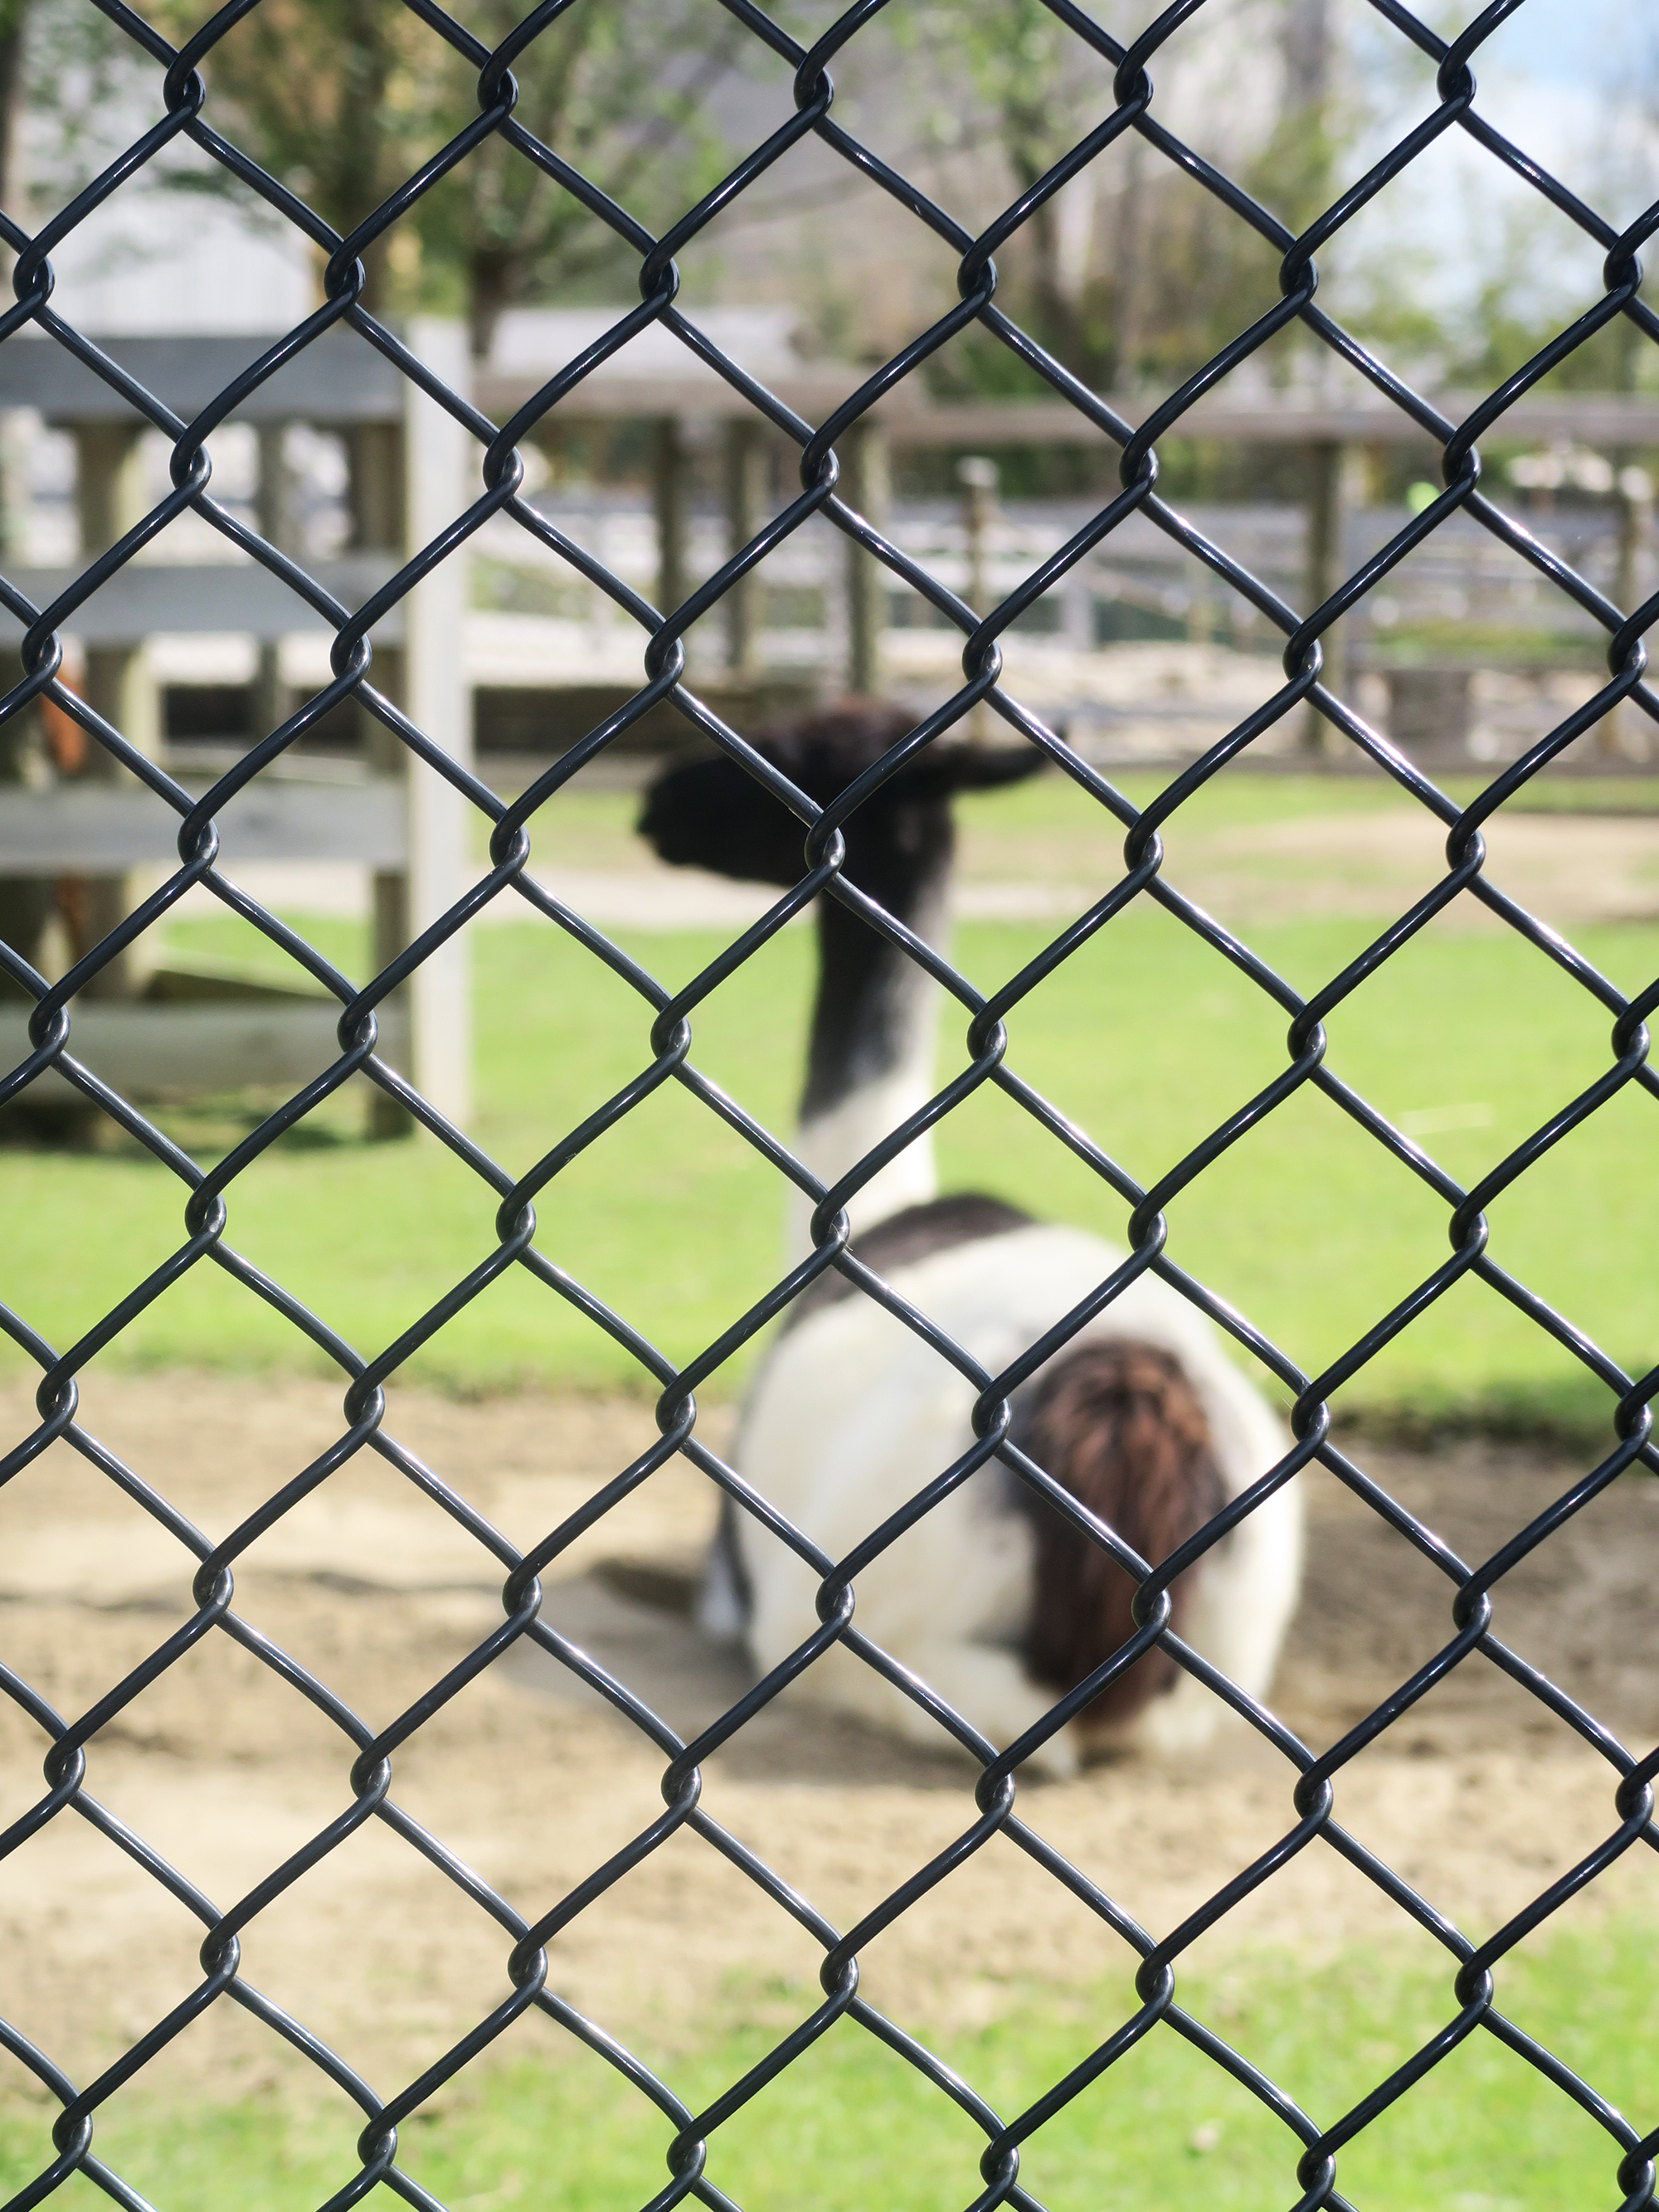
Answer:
top-left (2, 2), bottom-right (1658, 2210)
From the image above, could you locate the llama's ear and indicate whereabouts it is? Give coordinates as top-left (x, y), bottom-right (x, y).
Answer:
top-left (929, 741), bottom-right (1047, 793)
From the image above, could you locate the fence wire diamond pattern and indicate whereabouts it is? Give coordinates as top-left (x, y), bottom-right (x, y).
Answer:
top-left (2, 1), bottom-right (1658, 2207)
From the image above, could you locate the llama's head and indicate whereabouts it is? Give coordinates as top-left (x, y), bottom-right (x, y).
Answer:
top-left (637, 698), bottom-right (1041, 904)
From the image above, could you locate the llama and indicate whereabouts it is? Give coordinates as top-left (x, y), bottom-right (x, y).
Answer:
top-left (638, 701), bottom-right (1301, 1775)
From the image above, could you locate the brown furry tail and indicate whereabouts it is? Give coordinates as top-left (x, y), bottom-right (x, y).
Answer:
top-left (1014, 1341), bottom-right (1225, 1731)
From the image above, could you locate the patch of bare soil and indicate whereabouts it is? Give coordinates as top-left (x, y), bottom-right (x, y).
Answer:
top-left (956, 809), bottom-right (1659, 932)
top-left (1176, 808), bottom-right (1659, 931)
top-left (2, 1373), bottom-right (1656, 2105)
top-left (220, 795), bottom-right (1659, 945)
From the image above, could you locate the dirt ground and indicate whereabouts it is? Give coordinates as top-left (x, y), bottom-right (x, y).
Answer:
top-left (2, 1372), bottom-right (1657, 2106)
top-left (186, 788), bottom-right (1659, 941)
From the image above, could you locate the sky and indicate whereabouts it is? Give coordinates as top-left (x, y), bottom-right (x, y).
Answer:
top-left (1331, 1), bottom-right (1647, 348)
top-left (1484, 0), bottom-right (1627, 90)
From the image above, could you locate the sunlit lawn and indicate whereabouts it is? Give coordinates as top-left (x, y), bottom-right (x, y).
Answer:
top-left (2, 771), bottom-right (1657, 1438)
top-left (2, 1922), bottom-right (1654, 2211)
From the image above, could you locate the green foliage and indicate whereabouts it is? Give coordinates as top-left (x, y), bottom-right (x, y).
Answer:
top-left (136, 0), bottom-right (740, 351)
top-left (897, 0), bottom-right (1657, 439)
top-left (894, 1), bottom-right (1350, 395)
top-left (399, 0), bottom-right (738, 352)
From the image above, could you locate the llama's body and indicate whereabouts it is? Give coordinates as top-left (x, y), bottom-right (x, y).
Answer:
top-left (640, 702), bottom-right (1302, 1776)
top-left (724, 1217), bottom-right (1299, 1773)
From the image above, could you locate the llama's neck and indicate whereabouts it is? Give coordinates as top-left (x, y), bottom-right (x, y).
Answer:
top-left (787, 862), bottom-right (947, 1258)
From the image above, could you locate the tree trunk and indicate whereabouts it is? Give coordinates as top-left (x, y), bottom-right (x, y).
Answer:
top-left (1281, 0), bottom-right (1331, 111)
top-left (1112, 138), bottom-right (1146, 388)
top-left (0, 0), bottom-right (49, 1010)
top-left (333, 0), bottom-right (399, 316)
top-left (466, 246), bottom-right (518, 365)
top-left (0, 2), bottom-right (24, 219)
top-left (1009, 146), bottom-right (1082, 377)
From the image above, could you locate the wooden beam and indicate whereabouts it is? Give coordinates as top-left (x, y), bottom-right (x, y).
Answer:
top-left (478, 364), bottom-right (858, 426)
top-left (0, 557), bottom-right (402, 647)
top-left (18, 334), bottom-right (1649, 451)
top-left (1, 1001), bottom-right (410, 1101)
top-left (0, 330), bottom-right (406, 425)
top-left (479, 375), bottom-right (1659, 449)
top-left (878, 391), bottom-right (1659, 450)
top-left (0, 780), bottom-right (407, 872)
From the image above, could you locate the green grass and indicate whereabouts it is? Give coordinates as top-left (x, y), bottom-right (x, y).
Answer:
top-left (3, 772), bottom-right (1657, 1435)
top-left (5, 1922), bottom-right (1655, 2210)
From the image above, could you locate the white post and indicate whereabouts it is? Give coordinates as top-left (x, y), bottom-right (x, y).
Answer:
top-left (1061, 564), bottom-right (1092, 651)
top-left (401, 319), bottom-right (473, 1132)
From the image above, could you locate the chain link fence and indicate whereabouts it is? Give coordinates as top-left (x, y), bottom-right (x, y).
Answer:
top-left (2, 1), bottom-right (1658, 2206)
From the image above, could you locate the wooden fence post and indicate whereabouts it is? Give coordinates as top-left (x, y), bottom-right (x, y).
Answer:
top-left (845, 419), bottom-right (890, 697)
top-left (1302, 439), bottom-right (1344, 751)
top-left (351, 411), bottom-right (411, 1139)
top-left (957, 453), bottom-right (995, 732)
top-left (253, 421), bottom-right (292, 741)
top-left (654, 415), bottom-right (688, 624)
top-left (1608, 465), bottom-right (1653, 759)
top-left (351, 329), bottom-right (470, 1136)
top-left (723, 418), bottom-right (764, 678)
top-left (402, 318), bottom-right (473, 1135)
top-left (72, 421), bottom-right (159, 999)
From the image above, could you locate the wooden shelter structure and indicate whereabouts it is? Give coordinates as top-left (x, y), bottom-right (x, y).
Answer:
top-left (2, 311), bottom-right (1654, 1125)
top-left (0, 322), bottom-right (470, 1130)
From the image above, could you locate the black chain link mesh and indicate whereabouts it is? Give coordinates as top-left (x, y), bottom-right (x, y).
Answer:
top-left (2, 1), bottom-right (1658, 2206)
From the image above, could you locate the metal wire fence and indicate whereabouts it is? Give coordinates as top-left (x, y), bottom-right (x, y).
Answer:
top-left (2, 1), bottom-right (1658, 2207)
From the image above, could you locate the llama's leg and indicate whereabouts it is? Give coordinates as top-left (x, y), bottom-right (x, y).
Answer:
top-left (1125, 1665), bottom-right (1228, 1754)
top-left (743, 1548), bottom-right (1078, 1776)
top-left (824, 1639), bottom-right (1079, 1778)
top-left (695, 1500), bottom-right (749, 1643)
